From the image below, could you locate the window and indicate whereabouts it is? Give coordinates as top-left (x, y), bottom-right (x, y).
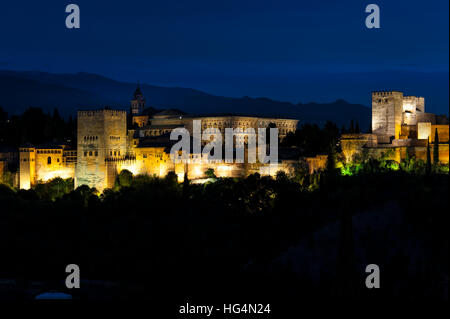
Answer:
top-left (47, 157), bottom-right (51, 165)
top-left (95, 151), bottom-right (98, 156)
top-left (84, 151), bottom-right (87, 156)
top-left (89, 151), bottom-right (92, 156)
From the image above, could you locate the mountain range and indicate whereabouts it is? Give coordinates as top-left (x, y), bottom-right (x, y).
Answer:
top-left (0, 70), bottom-right (370, 130)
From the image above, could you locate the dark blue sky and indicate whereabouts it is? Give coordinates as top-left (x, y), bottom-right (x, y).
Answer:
top-left (0, 0), bottom-right (448, 113)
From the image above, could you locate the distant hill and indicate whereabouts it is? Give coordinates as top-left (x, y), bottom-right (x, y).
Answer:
top-left (0, 70), bottom-right (371, 130)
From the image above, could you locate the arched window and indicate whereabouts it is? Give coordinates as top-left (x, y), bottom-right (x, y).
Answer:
top-left (47, 157), bottom-right (51, 165)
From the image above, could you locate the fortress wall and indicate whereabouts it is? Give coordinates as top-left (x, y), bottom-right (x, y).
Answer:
top-left (402, 112), bottom-right (417, 126)
top-left (35, 150), bottom-right (74, 182)
top-left (402, 96), bottom-right (425, 114)
top-left (181, 116), bottom-right (297, 143)
top-left (431, 125), bottom-right (449, 143)
top-left (366, 147), bottom-right (401, 162)
top-left (411, 144), bottom-right (449, 163)
top-left (0, 161), bottom-right (5, 183)
top-left (341, 134), bottom-right (378, 162)
top-left (418, 122), bottom-right (432, 140)
top-left (416, 113), bottom-right (436, 124)
top-left (303, 155), bottom-right (328, 174)
top-left (400, 125), bottom-right (417, 139)
top-left (134, 147), bottom-right (174, 177)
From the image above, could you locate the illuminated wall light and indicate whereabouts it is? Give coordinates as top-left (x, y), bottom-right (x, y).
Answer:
top-left (119, 163), bottom-right (140, 176)
top-left (40, 168), bottom-right (74, 182)
top-left (193, 165), bottom-right (203, 178)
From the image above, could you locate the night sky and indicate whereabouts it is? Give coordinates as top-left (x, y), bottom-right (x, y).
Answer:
top-left (0, 0), bottom-right (448, 113)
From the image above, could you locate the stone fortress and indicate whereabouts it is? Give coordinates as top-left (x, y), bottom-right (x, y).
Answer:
top-left (19, 87), bottom-right (299, 190)
top-left (341, 91), bottom-right (449, 163)
top-left (15, 88), bottom-right (449, 191)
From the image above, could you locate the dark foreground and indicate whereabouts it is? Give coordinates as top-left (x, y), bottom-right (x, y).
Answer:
top-left (0, 167), bottom-right (448, 305)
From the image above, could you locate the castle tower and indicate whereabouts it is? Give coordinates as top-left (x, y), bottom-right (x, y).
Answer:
top-left (131, 84), bottom-right (145, 115)
top-left (19, 146), bottom-right (36, 189)
top-left (75, 109), bottom-right (127, 191)
top-left (372, 91), bottom-right (403, 143)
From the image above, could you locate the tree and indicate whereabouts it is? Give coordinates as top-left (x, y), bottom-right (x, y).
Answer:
top-left (354, 121), bottom-right (360, 134)
top-left (426, 138), bottom-right (432, 175)
top-left (182, 172), bottom-right (190, 198)
top-left (205, 168), bottom-right (216, 179)
top-left (326, 142), bottom-right (337, 172)
top-left (0, 169), bottom-right (14, 187)
top-left (275, 170), bottom-right (288, 182)
top-left (115, 169), bottom-right (133, 188)
top-left (433, 128), bottom-right (439, 164)
top-left (0, 106), bottom-right (7, 122)
top-left (350, 120), bottom-right (355, 133)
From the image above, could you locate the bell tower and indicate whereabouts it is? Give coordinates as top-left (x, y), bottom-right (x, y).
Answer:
top-left (131, 84), bottom-right (145, 115)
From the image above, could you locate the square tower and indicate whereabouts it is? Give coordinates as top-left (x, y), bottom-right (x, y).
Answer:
top-left (19, 146), bottom-right (36, 189)
top-left (372, 91), bottom-right (403, 143)
top-left (76, 109), bottom-right (127, 191)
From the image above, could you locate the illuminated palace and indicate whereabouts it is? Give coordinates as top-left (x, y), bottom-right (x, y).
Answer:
top-left (341, 91), bottom-right (449, 164)
top-left (16, 88), bottom-right (449, 191)
top-left (19, 87), bottom-right (299, 190)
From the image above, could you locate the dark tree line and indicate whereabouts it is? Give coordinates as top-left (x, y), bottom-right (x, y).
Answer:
top-left (0, 164), bottom-right (448, 300)
top-left (0, 106), bottom-right (76, 148)
top-left (281, 121), bottom-right (340, 156)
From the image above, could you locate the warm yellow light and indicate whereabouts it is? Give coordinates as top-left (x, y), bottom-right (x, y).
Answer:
top-left (118, 163), bottom-right (140, 176)
top-left (193, 165), bottom-right (203, 177)
top-left (40, 168), bottom-right (73, 182)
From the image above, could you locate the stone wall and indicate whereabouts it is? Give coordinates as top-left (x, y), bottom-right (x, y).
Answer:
top-left (400, 125), bottom-right (417, 139)
top-left (410, 144), bottom-right (449, 163)
top-left (431, 125), bottom-right (449, 143)
top-left (416, 113), bottom-right (436, 124)
top-left (34, 148), bottom-right (74, 182)
top-left (417, 122), bottom-right (431, 140)
top-left (341, 134), bottom-right (378, 162)
top-left (303, 155), bottom-right (328, 174)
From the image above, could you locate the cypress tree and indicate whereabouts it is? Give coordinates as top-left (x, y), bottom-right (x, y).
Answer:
top-left (355, 121), bottom-right (360, 134)
top-left (426, 137), bottom-right (431, 175)
top-left (326, 142), bottom-right (337, 172)
top-left (433, 128), bottom-right (439, 164)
